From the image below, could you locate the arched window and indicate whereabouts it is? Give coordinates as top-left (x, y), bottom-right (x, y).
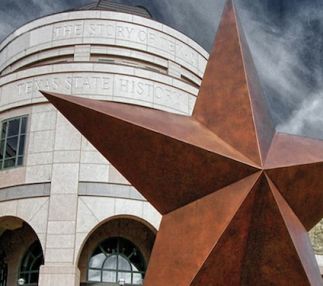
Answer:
top-left (19, 241), bottom-right (44, 286)
top-left (88, 237), bottom-right (146, 285)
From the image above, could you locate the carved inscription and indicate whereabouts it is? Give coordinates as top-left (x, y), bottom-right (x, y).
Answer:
top-left (52, 20), bottom-right (199, 68)
top-left (13, 74), bottom-right (191, 113)
top-left (17, 76), bottom-right (113, 97)
top-left (53, 22), bottom-right (83, 39)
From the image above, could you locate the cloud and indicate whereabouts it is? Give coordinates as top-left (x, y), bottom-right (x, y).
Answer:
top-left (0, 0), bottom-right (93, 42)
top-left (150, 0), bottom-right (224, 51)
top-left (237, 0), bottom-right (323, 139)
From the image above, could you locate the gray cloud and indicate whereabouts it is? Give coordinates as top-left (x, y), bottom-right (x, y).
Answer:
top-left (237, 0), bottom-right (323, 139)
top-left (0, 0), bottom-right (92, 42)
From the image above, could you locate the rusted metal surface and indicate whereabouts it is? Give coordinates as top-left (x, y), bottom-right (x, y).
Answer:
top-left (41, 0), bottom-right (323, 284)
top-left (39, 93), bottom-right (257, 215)
top-left (193, 0), bottom-right (275, 166)
top-left (145, 173), bottom-right (260, 286)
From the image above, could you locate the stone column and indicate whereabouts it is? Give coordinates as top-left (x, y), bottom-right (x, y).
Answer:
top-left (39, 114), bottom-right (81, 286)
top-left (39, 265), bottom-right (80, 286)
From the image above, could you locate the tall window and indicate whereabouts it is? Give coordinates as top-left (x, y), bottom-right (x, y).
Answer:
top-left (0, 258), bottom-right (8, 286)
top-left (88, 237), bottom-right (146, 285)
top-left (0, 116), bottom-right (27, 170)
top-left (19, 241), bottom-right (44, 286)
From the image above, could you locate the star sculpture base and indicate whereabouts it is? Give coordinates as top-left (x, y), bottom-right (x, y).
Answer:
top-left (41, 0), bottom-right (323, 285)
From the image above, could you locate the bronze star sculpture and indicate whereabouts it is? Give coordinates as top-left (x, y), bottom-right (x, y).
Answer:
top-left (41, 0), bottom-right (323, 285)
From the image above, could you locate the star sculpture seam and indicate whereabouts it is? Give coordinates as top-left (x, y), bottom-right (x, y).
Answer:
top-left (41, 0), bottom-right (323, 285)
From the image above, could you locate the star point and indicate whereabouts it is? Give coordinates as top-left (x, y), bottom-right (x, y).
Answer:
top-left (41, 0), bottom-right (323, 284)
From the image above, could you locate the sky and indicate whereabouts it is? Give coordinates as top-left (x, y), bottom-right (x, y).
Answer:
top-left (1, 0), bottom-right (323, 139)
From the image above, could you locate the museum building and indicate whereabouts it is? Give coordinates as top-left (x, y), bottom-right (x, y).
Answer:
top-left (0, 0), bottom-right (321, 285)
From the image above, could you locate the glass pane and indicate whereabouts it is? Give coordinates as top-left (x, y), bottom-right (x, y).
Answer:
top-left (102, 270), bottom-right (116, 282)
top-left (132, 263), bottom-right (139, 272)
top-left (103, 255), bottom-right (117, 270)
top-left (118, 271), bottom-right (131, 284)
top-left (0, 141), bottom-right (4, 160)
top-left (18, 135), bottom-right (26, 156)
top-left (19, 241), bottom-right (43, 285)
top-left (0, 263), bottom-right (7, 286)
top-left (1, 122), bottom-right (6, 139)
top-left (7, 119), bottom-right (20, 137)
top-left (31, 256), bottom-right (43, 271)
top-left (88, 269), bottom-right (101, 282)
top-left (88, 237), bottom-right (147, 284)
top-left (130, 253), bottom-right (145, 272)
top-left (30, 272), bottom-right (39, 283)
top-left (21, 254), bottom-right (32, 271)
top-left (5, 137), bottom-right (18, 158)
top-left (133, 273), bottom-right (143, 285)
top-left (118, 255), bottom-right (131, 271)
top-left (4, 159), bottom-right (15, 168)
top-left (17, 156), bottom-right (23, 166)
top-left (21, 117), bottom-right (27, 134)
top-left (89, 253), bottom-right (106, 268)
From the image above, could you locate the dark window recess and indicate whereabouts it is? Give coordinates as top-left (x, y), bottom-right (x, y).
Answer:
top-left (88, 237), bottom-right (146, 285)
top-left (0, 116), bottom-right (27, 170)
top-left (0, 251), bottom-right (7, 286)
top-left (19, 241), bottom-right (44, 286)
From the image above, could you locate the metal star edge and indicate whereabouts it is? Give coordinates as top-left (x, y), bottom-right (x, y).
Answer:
top-left (41, 0), bottom-right (323, 285)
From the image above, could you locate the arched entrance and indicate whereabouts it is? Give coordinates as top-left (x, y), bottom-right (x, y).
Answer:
top-left (0, 217), bottom-right (44, 286)
top-left (78, 216), bottom-right (156, 286)
top-left (88, 237), bottom-right (146, 284)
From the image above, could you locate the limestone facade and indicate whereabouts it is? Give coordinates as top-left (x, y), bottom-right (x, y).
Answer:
top-left (0, 6), bottom-right (322, 286)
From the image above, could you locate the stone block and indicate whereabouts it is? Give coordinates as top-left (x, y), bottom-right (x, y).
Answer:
top-left (168, 61), bottom-right (181, 78)
top-left (53, 151), bottom-right (80, 164)
top-left (25, 164), bottom-right (52, 183)
top-left (142, 202), bottom-right (162, 230)
top-left (0, 183), bottom-right (50, 202)
top-left (45, 248), bottom-right (75, 264)
top-left (115, 198), bottom-right (144, 217)
top-left (28, 130), bottom-right (55, 153)
top-left (78, 196), bottom-right (115, 223)
top-left (47, 221), bottom-right (76, 235)
top-left (51, 164), bottom-right (79, 194)
top-left (17, 197), bottom-right (49, 224)
top-left (109, 166), bottom-right (129, 185)
top-left (48, 194), bottom-right (77, 221)
top-left (46, 234), bottom-right (75, 249)
top-left (76, 198), bottom-right (99, 233)
top-left (0, 167), bottom-right (26, 188)
top-left (80, 151), bottom-right (107, 164)
top-left (30, 110), bottom-right (56, 132)
top-left (26, 152), bottom-right (53, 166)
top-left (79, 164), bottom-right (109, 182)
top-left (0, 200), bottom-right (17, 217)
top-left (54, 114), bottom-right (81, 151)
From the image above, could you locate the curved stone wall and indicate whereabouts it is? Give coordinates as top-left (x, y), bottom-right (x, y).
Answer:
top-left (0, 63), bottom-right (197, 114)
top-left (0, 11), bottom-right (208, 80)
top-left (0, 10), bottom-right (207, 285)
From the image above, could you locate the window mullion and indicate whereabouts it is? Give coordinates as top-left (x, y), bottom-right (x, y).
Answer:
top-left (2, 122), bottom-right (8, 169)
top-left (16, 118), bottom-right (22, 167)
top-left (89, 238), bottom-right (146, 285)
top-left (116, 254), bottom-right (119, 283)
